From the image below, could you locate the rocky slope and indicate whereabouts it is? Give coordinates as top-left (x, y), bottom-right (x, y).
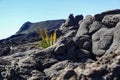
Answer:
top-left (0, 9), bottom-right (120, 80)
top-left (0, 19), bottom-right (65, 45)
top-left (0, 19), bottom-right (65, 56)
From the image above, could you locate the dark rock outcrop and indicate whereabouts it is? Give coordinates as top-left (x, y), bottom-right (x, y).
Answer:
top-left (64, 14), bottom-right (76, 27)
top-left (89, 21), bottom-right (102, 34)
top-left (95, 9), bottom-right (120, 21)
top-left (75, 15), bottom-right (84, 25)
top-left (102, 14), bottom-right (120, 27)
top-left (75, 15), bottom-right (94, 37)
top-left (92, 27), bottom-right (114, 57)
top-left (0, 9), bottom-right (120, 80)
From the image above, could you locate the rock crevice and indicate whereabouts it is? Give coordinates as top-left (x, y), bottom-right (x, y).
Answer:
top-left (0, 9), bottom-right (120, 80)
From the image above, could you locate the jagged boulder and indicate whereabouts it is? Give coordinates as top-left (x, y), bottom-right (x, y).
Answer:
top-left (102, 14), bottom-right (120, 27)
top-left (106, 22), bottom-right (120, 54)
top-left (75, 15), bottom-right (94, 37)
top-left (54, 30), bottom-right (76, 56)
top-left (89, 21), bottom-right (102, 34)
top-left (95, 9), bottom-right (120, 21)
top-left (64, 14), bottom-right (76, 27)
top-left (92, 27), bottom-right (114, 57)
top-left (44, 60), bottom-right (69, 78)
top-left (75, 15), bottom-right (83, 25)
top-left (74, 35), bottom-right (91, 50)
top-left (53, 47), bottom-right (120, 80)
top-left (62, 14), bottom-right (83, 31)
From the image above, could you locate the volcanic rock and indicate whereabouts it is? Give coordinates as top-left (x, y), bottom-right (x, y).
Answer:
top-left (0, 9), bottom-right (120, 80)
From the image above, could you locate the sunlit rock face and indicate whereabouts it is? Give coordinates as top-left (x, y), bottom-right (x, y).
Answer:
top-left (0, 9), bottom-right (120, 80)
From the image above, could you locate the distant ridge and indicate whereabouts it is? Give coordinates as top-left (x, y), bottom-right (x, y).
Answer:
top-left (16, 19), bottom-right (65, 35)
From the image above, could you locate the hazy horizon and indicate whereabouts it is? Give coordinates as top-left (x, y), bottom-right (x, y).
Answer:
top-left (0, 0), bottom-right (120, 40)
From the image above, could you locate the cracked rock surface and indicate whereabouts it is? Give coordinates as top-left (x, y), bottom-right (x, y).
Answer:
top-left (0, 9), bottom-right (120, 80)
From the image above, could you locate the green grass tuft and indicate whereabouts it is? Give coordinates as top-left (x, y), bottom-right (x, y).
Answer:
top-left (36, 27), bottom-right (57, 48)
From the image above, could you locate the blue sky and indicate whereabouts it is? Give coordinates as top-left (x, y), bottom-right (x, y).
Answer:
top-left (0, 0), bottom-right (120, 39)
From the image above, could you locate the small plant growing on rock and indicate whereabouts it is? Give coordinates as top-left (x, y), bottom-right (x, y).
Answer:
top-left (36, 27), bottom-right (56, 48)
